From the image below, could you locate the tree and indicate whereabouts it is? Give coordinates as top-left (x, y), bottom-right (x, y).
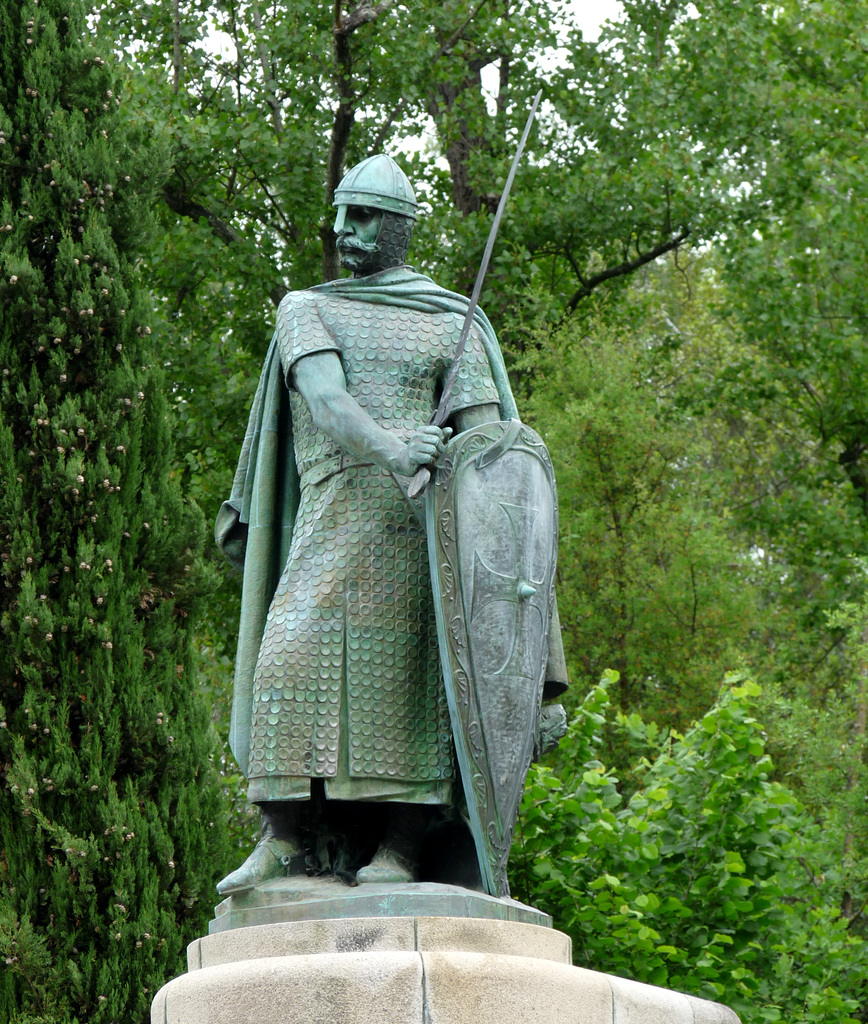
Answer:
top-left (712, 0), bottom-right (868, 692)
top-left (88, 0), bottom-right (789, 347)
top-left (520, 289), bottom-right (754, 735)
top-left (512, 675), bottom-right (868, 1023)
top-left (0, 2), bottom-right (229, 1020)
top-left (619, 2), bottom-right (868, 893)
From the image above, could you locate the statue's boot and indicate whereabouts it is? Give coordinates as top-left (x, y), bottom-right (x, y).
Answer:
top-left (216, 803), bottom-right (306, 896)
top-left (355, 806), bottom-right (432, 884)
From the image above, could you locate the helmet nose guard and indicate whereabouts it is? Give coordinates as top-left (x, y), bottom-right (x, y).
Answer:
top-left (332, 154), bottom-right (418, 221)
top-left (333, 205), bottom-right (348, 234)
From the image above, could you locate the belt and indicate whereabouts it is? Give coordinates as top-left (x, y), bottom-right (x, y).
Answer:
top-left (300, 454), bottom-right (374, 488)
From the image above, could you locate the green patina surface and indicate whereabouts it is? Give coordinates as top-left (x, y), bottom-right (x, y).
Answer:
top-left (214, 154), bottom-right (565, 904)
top-left (210, 878), bottom-right (552, 934)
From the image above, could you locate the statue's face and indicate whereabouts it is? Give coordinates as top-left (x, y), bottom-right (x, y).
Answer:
top-left (334, 204), bottom-right (384, 276)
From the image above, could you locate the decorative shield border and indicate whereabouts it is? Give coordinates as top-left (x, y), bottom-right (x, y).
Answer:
top-left (426, 419), bottom-right (558, 897)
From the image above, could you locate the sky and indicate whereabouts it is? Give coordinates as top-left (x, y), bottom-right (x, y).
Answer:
top-left (569, 0), bottom-right (624, 40)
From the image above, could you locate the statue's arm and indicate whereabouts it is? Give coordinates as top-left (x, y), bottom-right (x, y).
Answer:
top-left (292, 351), bottom-right (451, 477)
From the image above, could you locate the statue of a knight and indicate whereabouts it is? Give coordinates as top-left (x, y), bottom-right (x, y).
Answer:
top-left (215, 154), bottom-right (568, 898)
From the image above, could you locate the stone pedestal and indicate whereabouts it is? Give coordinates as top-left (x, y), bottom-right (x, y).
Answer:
top-left (152, 883), bottom-right (740, 1024)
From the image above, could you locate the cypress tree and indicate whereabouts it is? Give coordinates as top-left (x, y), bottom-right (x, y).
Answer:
top-left (0, 2), bottom-right (229, 1021)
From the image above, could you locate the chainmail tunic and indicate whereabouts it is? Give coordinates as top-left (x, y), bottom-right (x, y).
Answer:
top-left (246, 292), bottom-right (499, 804)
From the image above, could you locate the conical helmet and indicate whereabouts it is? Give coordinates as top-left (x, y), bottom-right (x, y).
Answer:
top-left (333, 154), bottom-right (418, 224)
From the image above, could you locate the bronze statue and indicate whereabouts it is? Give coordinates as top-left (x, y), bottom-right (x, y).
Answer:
top-left (215, 154), bottom-right (566, 898)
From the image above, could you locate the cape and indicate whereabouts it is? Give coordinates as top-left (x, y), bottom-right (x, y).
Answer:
top-left (216, 267), bottom-right (567, 775)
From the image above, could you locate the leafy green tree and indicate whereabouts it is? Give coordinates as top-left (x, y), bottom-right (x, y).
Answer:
top-left (0, 2), bottom-right (229, 1021)
top-left (709, 0), bottom-right (868, 691)
top-left (615, 3), bottom-right (868, 889)
top-left (578, 2), bottom-right (868, 713)
top-left (564, 226), bottom-right (868, 928)
top-left (520, 298), bottom-right (753, 734)
top-left (512, 675), bottom-right (868, 1023)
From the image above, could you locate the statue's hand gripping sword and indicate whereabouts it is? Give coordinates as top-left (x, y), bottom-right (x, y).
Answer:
top-left (407, 90), bottom-right (543, 501)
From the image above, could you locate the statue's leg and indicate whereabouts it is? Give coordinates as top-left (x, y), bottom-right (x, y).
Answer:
top-left (216, 801), bottom-right (307, 896)
top-left (355, 804), bottom-right (435, 884)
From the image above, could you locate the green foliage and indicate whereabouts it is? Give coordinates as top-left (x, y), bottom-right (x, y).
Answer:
top-left (649, 0), bottom-right (868, 703)
top-left (756, 581), bottom-right (868, 926)
top-left (0, 2), bottom-right (230, 1020)
top-left (512, 675), bottom-right (868, 1022)
top-left (520, 303), bottom-right (753, 734)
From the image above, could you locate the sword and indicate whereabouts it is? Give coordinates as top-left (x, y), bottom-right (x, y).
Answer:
top-left (407, 89), bottom-right (543, 500)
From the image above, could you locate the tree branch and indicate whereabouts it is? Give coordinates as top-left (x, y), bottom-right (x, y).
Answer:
top-left (337, 0), bottom-right (401, 35)
top-left (566, 228), bottom-right (690, 311)
top-left (162, 188), bottom-right (239, 246)
top-left (368, 97), bottom-right (406, 156)
top-left (321, 0), bottom-right (357, 281)
top-left (162, 187), bottom-right (287, 309)
top-left (562, 247), bottom-right (588, 288)
top-left (439, 0), bottom-right (492, 56)
top-left (368, 0), bottom-right (491, 153)
top-left (497, 54), bottom-right (510, 120)
top-left (238, 153), bottom-right (300, 243)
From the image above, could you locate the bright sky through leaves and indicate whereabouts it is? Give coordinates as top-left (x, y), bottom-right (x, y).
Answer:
top-left (569, 0), bottom-right (624, 39)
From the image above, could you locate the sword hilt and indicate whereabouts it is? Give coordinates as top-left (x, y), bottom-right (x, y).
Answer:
top-left (407, 394), bottom-right (451, 499)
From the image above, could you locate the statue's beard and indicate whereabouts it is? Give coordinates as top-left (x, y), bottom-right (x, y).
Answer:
top-left (336, 234), bottom-right (381, 274)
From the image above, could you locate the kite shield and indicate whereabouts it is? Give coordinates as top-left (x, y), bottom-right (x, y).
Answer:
top-left (426, 419), bottom-right (558, 897)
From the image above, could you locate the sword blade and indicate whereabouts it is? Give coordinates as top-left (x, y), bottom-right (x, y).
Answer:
top-left (408, 89), bottom-right (543, 500)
